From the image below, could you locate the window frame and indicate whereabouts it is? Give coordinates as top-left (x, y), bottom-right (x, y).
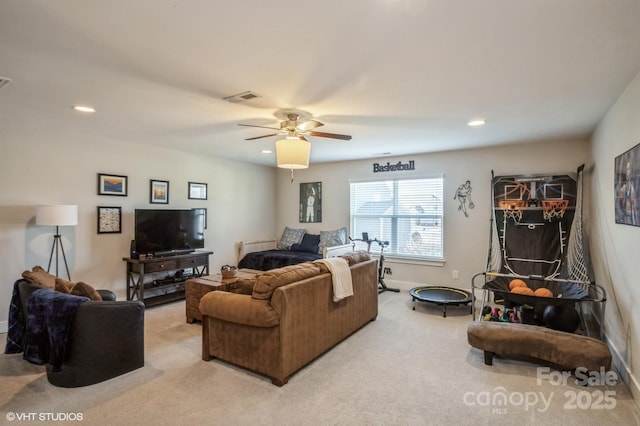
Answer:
top-left (349, 175), bottom-right (445, 262)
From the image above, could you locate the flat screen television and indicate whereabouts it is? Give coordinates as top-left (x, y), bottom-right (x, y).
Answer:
top-left (134, 209), bottom-right (205, 256)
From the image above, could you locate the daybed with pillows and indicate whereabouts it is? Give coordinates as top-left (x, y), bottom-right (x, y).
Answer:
top-left (200, 251), bottom-right (378, 385)
top-left (5, 266), bottom-right (145, 387)
top-left (237, 226), bottom-right (354, 271)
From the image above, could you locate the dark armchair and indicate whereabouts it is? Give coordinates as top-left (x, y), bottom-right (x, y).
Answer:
top-left (9, 279), bottom-right (145, 388)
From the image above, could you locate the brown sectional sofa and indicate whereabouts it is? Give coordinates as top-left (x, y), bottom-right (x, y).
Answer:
top-left (199, 251), bottom-right (378, 385)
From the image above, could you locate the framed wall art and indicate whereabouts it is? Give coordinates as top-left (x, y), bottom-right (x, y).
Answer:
top-left (150, 179), bottom-right (169, 204)
top-left (97, 206), bottom-right (122, 234)
top-left (614, 142), bottom-right (640, 226)
top-left (299, 182), bottom-right (322, 223)
top-left (97, 173), bottom-right (127, 196)
top-left (188, 182), bottom-right (207, 200)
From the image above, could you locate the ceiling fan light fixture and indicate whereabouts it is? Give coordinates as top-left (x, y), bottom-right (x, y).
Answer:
top-left (276, 138), bottom-right (310, 170)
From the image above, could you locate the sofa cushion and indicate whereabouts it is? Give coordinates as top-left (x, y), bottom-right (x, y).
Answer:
top-left (252, 263), bottom-right (321, 300)
top-left (231, 278), bottom-right (257, 295)
top-left (200, 291), bottom-right (279, 327)
top-left (340, 250), bottom-right (372, 266)
top-left (278, 227), bottom-right (306, 250)
top-left (318, 227), bottom-right (347, 254)
top-left (55, 278), bottom-right (102, 301)
top-left (22, 266), bottom-right (56, 289)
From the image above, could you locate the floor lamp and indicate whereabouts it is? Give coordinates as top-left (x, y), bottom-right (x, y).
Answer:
top-left (36, 204), bottom-right (78, 280)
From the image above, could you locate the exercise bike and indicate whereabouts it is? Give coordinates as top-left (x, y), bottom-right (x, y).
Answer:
top-left (350, 232), bottom-right (400, 294)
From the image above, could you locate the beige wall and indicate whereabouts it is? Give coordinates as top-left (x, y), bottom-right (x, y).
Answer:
top-left (276, 139), bottom-right (591, 292)
top-left (590, 70), bottom-right (640, 399)
top-left (0, 127), bottom-right (276, 331)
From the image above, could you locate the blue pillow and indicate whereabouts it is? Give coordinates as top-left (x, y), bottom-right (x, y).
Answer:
top-left (290, 233), bottom-right (320, 253)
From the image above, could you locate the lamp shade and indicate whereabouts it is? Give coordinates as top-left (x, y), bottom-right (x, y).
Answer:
top-left (36, 204), bottom-right (78, 226)
top-left (276, 138), bottom-right (311, 169)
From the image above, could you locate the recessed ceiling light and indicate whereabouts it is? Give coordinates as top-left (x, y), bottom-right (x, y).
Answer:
top-left (261, 150), bottom-right (272, 154)
top-left (468, 119), bottom-right (485, 127)
top-left (73, 105), bottom-right (96, 113)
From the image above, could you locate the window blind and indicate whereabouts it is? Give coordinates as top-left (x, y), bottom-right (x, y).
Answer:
top-left (349, 176), bottom-right (444, 260)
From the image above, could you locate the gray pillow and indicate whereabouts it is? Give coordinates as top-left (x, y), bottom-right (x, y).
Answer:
top-left (278, 227), bottom-right (306, 249)
top-left (318, 227), bottom-right (347, 254)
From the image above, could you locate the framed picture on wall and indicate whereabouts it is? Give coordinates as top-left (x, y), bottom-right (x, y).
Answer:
top-left (97, 206), bottom-right (122, 234)
top-left (614, 142), bottom-right (640, 226)
top-left (299, 182), bottom-right (322, 223)
top-left (150, 179), bottom-right (169, 204)
top-left (188, 182), bottom-right (207, 200)
top-left (97, 173), bottom-right (127, 196)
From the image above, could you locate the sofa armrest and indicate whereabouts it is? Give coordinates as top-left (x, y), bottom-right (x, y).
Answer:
top-left (97, 289), bottom-right (116, 301)
top-left (199, 291), bottom-right (279, 327)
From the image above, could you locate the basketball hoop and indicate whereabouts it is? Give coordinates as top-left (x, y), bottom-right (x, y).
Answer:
top-left (541, 200), bottom-right (569, 221)
top-left (499, 200), bottom-right (526, 223)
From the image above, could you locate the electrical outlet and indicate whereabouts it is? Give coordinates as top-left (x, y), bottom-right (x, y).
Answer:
top-left (452, 270), bottom-right (459, 279)
top-left (384, 267), bottom-right (392, 275)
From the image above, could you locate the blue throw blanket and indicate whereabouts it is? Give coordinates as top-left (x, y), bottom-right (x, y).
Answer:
top-left (6, 286), bottom-right (88, 372)
top-left (5, 280), bottom-right (25, 354)
top-left (238, 249), bottom-right (322, 271)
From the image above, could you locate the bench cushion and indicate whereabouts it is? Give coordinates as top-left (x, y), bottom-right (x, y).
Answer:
top-left (467, 321), bottom-right (611, 372)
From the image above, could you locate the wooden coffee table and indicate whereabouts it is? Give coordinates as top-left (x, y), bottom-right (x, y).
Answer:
top-left (185, 269), bottom-right (260, 323)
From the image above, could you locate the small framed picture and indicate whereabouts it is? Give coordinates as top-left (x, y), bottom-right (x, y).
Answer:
top-left (97, 206), bottom-right (122, 234)
top-left (98, 173), bottom-right (127, 196)
top-left (150, 179), bottom-right (169, 204)
top-left (188, 182), bottom-right (208, 200)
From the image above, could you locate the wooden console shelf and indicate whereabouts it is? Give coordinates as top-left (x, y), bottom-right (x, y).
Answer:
top-left (123, 250), bottom-right (213, 307)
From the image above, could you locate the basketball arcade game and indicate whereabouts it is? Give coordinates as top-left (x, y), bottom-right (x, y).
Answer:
top-left (471, 165), bottom-right (606, 337)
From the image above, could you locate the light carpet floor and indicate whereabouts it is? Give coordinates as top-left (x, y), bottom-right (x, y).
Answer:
top-left (1, 291), bottom-right (639, 426)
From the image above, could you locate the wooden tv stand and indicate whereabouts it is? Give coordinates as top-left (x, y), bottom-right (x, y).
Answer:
top-left (123, 250), bottom-right (213, 307)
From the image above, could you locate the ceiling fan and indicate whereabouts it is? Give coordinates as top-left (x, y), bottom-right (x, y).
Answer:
top-left (238, 109), bottom-right (352, 141)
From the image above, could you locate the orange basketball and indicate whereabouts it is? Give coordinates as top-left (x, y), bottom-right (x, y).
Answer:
top-left (510, 286), bottom-right (534, 296)
top-left (534, 288), bottom-right (554, 298)
top-left (509, 279), bottom-right (528, 290)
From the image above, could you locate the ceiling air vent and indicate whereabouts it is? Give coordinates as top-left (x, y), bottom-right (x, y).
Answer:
top-left (223, 90), bottom-right (262, 103)
top-left (0, 76), bottom-right (11, 89)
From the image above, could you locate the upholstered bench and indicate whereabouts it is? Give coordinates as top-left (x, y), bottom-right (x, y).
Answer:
top-left (467, 321), bottom-right (611, 373)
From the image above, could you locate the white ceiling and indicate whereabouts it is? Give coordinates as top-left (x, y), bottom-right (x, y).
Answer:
top-left (2, 0), bottom-right (640, 167)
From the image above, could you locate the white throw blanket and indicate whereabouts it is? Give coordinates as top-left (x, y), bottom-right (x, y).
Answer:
top-left (314, 257), bottom-right (353, 302)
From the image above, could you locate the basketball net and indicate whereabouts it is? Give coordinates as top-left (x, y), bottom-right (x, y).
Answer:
top-left (541, 200), bottom-right (569, 221)
top-left (499, 200), bottom-right (525, 223)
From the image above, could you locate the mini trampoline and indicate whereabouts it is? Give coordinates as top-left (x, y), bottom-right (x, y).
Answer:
top-left (410, 286), bottom-right (473, 317)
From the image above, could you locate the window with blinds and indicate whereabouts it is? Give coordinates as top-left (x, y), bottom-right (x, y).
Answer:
top-left (349, 176), bottom-right (444, 260)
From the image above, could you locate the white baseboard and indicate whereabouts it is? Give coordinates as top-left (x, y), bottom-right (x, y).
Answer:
top-left (605, 333), bottom-right (640, 407)
top-left (0, 320), bottom-right (7, 334)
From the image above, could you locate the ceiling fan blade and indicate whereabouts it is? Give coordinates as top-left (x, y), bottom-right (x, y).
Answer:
top-left (245, 133), bottom-right (279, 140)
top-left (238, 123), bottom-right (281, 131)
top-left (309, 131), bottom-right (352, 141)
top-left (296, 119), bottom-right (324, 132)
